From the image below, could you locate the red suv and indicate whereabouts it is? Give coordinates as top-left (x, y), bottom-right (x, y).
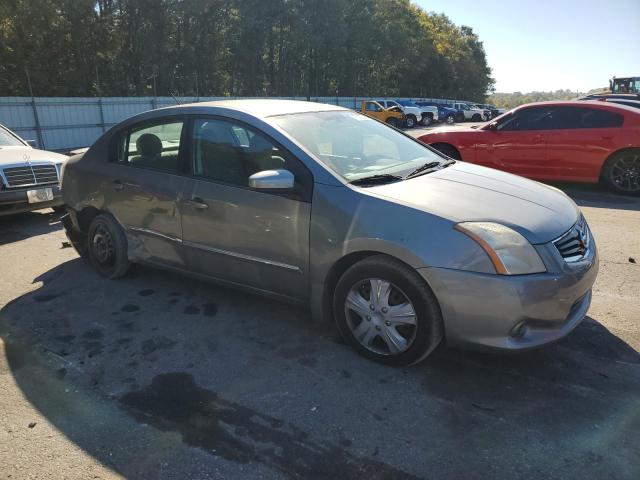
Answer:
top-left (418, 101), bottom-right (640, 194)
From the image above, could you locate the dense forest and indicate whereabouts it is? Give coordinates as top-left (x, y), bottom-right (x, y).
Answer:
top-left (488, 89), bottom-right (588, 109)
top-left (0, 0), bottom-right (494, 100)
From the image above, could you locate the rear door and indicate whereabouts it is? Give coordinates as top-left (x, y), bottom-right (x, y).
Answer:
top-left (545, 106), bottom-right (624, 181)
top-left (105, 117), bottom-right (189, 267)
top-left (476, 106), bottom-right (553, 177)
top-left (180, 117), bottom-right (313, 300)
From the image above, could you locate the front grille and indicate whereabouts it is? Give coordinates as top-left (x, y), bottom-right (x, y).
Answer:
top-left (1, 164), bottom-right (59, 188)
top-left (553, 215), bottom-right (591, 262)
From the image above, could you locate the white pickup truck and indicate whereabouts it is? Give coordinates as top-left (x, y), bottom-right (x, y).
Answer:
top-left (375, 100), bottom-right (438, 127)
top-left (452, 102), bottom-right (488, 122)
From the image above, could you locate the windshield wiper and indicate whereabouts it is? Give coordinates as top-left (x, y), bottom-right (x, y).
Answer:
top-left (349, 174), bottom-right (403, 186)
top-left (405, 161), bottom-right (443, 178)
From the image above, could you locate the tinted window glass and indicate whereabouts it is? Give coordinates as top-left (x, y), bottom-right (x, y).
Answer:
top-left (497, 107), bottom-right (553, 131)
top-left (191, 119), bottom-right (287, 187)
top-left (117, 120), bottom-right (184, 172)
top-left (553, 107), bottom-right (623, 129)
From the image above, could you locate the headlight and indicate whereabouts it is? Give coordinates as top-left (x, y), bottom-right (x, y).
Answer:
top-left (455, 222), bottom-right (546, 275)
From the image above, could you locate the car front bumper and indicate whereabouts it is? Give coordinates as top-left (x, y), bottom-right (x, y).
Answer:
top-left (0, 184), bottom-right (63, 216)
top-left (418, 244), bottom-right (599, 351)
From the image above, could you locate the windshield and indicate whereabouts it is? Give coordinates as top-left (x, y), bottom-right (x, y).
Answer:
top-left (0, 126), bottom-right (26, 147)
top-left (271, 111), bottom-right (445, 181)
top-left (398, 100), bottom-right (417, 107)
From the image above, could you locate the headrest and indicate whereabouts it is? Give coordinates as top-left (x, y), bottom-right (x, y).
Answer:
top-left (136, 133), bottom-right (162, 156)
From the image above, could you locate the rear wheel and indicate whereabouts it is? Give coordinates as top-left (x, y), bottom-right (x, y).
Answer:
top-left (333, 255), bottom-right (443, 366)
top-left (386, 117), bottom-right (398, 128)
top-left (405, 115), bottom-right (416, 128)
top-left (87, 213), bottom-right (130, 278)
top-left (471, 113), bottom-right (482, 122)
top-left (446, 115), bottom-right (455, 125)
top-left (602, 149), bottom-right (640, 195)
top-left (431, 143), bottom-right (461, 160)
top-left (421, 115), bottom-right (432, 127)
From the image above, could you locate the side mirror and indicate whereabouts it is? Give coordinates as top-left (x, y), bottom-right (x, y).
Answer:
top-left (249, 169), bottom-right (295, 189)
top-left (487, 122), bottom-right (498, 131)
top-left (26, 139), bottom-right (37, 148)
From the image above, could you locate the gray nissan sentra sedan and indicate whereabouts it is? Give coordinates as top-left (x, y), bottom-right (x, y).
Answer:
top-left (61, 100), bottom-right (598, 365)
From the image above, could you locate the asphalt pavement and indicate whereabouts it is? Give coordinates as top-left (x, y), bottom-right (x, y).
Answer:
top-left (1, 183), bottom-right (639, 479)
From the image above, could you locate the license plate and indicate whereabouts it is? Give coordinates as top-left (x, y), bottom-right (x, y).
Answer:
top-left (27, 187), bottom-right (54, 204)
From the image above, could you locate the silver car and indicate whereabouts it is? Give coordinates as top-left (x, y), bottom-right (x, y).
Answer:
top-left (62, 100), bottom-right (598, 365)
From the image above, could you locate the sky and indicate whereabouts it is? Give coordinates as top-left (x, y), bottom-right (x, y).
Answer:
top-left (414, 0), bottom-right (640, 93)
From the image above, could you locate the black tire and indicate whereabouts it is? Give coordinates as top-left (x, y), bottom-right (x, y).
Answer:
top-left (431, 143), bottom-right (461, 160)
top-left (601, 149), bottom-right (640, 195)
top-left (405, 115), bottom-right (416, 128)
top-left (446, 115), bottom-right (455, 125)
top-left (333, 255), bottom-right (443, 366)
top-left (87, 213), bottom-right (130, 278)
top-left (386, 117), bottom-right (398, 128)
top-left (471, 113), bottom-right (481, 121)
top-left (455, 112), bottom-right (465, 123)
top-left (421, 115), bottom-right (432, 127)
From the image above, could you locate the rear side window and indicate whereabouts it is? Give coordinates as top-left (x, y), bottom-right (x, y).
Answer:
top-left (114, 120), bottom-right (184, 172)
top-left (553, 107), bottom-right (624, 129)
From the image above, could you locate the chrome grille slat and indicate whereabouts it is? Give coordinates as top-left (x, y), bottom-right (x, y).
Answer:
top-left (1, 164), bottom-right (59, 188)
top-left (553, 215), bottom-right (590, 263)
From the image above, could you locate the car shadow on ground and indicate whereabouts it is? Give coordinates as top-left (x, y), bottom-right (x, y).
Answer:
top-left (1, 258), bottom-right (639, 479)
top-left (550, 182), bottom-right (640, 211)
top-left (0, 209), bottom-right (62, 246)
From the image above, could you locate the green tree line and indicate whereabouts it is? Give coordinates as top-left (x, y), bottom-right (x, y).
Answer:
top-left (488, 89), bottom-right (587, 109)
top-left (0, 0), bottom-right (494, 100)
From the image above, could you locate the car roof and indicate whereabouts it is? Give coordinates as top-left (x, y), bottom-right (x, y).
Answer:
top-left (513, 100), bottom-right (640, 115)
top-left (166, 99), bottom-right (346, 119)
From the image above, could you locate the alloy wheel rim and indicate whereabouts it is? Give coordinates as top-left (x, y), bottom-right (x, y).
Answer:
top-left (92, 224), bottom-right (116, 265)
top-left (610, 154), bottom-right (640, 192)
top-left (344, 278), bottom-right (418, 356)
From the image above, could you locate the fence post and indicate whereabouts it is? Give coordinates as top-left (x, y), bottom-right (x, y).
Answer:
top-left (30, 97), bottom-right (44, 149)
top-left (98, 97), bottom-right (106, 133)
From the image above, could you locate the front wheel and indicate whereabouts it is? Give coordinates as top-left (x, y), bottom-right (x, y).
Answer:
top-left (333, 255), bottom-right (443, 366)
top-left (421, 115), bottom-right (432, 127)
top-left (471, 113), bottom-right (482, 121)
top-left (446, 115), bottom-right (455, 125)
top-left (602, 149), bottom-right (640, 195)
top-left (385, 117), bottom-right (398, 128)
top-left (405, 115), bottom-right (416, 128)
top-left (87, 213), bottom-right (130, 278)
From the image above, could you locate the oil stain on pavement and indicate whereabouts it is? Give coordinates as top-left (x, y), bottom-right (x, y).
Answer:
top-left (120, 372), bottom-right (417, 480)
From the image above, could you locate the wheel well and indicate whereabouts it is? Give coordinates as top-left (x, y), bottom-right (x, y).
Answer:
top-left (430, 143), bottom-right (461, 160)
top-left (601, 147), bottom-right (640, 179)
top-left (76, 206), bottom-right (101, 233)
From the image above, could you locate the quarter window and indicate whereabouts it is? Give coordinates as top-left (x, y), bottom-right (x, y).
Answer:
top-left (191, 119), bottom-right (287, 187)
top-left (552, 107), bottom-right (624, 129)
top-left (116, 120), bottom-right (184, 172)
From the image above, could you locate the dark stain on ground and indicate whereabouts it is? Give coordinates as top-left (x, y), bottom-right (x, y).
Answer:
top-left (55, 335), bottom-right (75, 343)
top-left (34, 293), bottom-right (62, 303)
top-left (117, 337), bottom-right (132, 345)
top-left (203, 303), bottom-right (218, 317)
top-left (121, 304), bottom-right (141, 313)
top-left (141, 336), bottom-right (177, 355)
top-left (120, 373), bottom-right (417, 480)
top-left (118, 320), bottom-right (137, 332)
top-left (183, 305), bottom-right (200, 315)
top-left (82, 329), bottom-right (103, 340)
top-left (340, 370), bottom-right (351, 379)
top-left (138, 289), bottom-right (154, 297)
top-left (168, 299), bottom-right (179, 305)
top-left (297, 357), bottom-right (318, 368)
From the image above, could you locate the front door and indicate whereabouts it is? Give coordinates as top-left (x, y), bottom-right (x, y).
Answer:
top-left (105, 117), bottom-right (189, 267)
top-left (180, 117), bottom-right (313, 300)
top-left (476, 105), bottom-right (553, 177)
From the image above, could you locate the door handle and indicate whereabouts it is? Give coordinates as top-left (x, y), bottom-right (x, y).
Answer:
top-left (186, 197), bottom-right (209, 210)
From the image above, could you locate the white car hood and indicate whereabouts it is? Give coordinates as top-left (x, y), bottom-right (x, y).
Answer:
top-left (0, 146), bottom-right (67, 166)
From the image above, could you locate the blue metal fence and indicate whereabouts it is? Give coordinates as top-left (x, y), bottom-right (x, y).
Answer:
top-left (0, 96), bottom-right (458, 151)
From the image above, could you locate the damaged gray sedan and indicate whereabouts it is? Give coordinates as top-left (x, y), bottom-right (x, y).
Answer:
top-left (62, 100), bottom-right (598, 365)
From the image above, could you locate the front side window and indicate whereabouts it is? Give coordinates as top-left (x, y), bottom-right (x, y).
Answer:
top-left (365, 102), bottom-right (381, 112)
top-left (497, 107), bottom-right (554, 131)
top-left (116, 120), bottom-right (184, 172)
top-left (0, 126), bottom-right (26, 147)
top-left (191, 118), bottom-right (287, 187)
top-left (271, 111), bottom-right (444, 182)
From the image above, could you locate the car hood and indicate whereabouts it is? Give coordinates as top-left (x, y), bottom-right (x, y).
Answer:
top-left (0, 146), bottom-right (67, 165)
top-left (365, 161), bottom-right (578, 244)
